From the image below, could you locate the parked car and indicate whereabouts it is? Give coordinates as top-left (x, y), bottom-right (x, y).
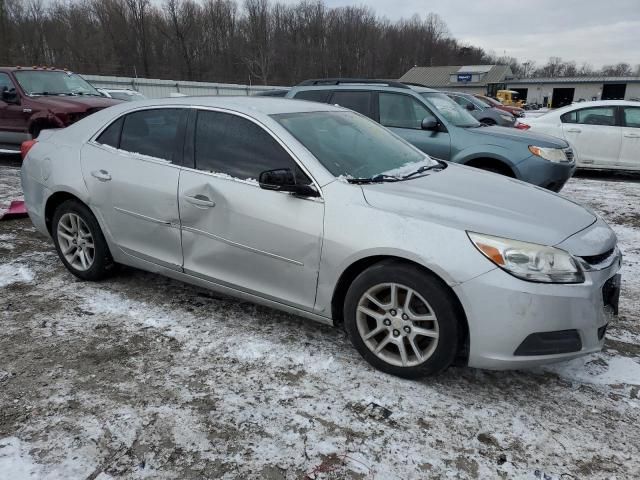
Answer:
top-left (520, 100), bottom-right (640, 172)
top-left (444, 91), bottom-right (516, 127)
top-left (21, 97), bottom-right (621, 378)
top-left (254, 89), bottom-right (289, 97)
top-left (287, 79), bottom-right (575, 191)
top-left (0, 66), bottom-right (121, 154)
top-left (98, 88), bottom-right (146, 102)
top-left (475, 94), bottom-right (525, 118)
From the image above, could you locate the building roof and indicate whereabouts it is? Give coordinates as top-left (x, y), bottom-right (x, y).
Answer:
top-left (399, 65), bottom-right (513, 88)
top-left (508, 76), bottom-right (640, 85)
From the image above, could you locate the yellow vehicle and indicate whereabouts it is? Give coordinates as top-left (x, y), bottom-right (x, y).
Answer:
top-left (496, 90), bottom-right (524, 108)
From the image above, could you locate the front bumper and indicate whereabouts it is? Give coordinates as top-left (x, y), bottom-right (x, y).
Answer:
top-left (454, 256), bottom-right (621, 370)
top-left (515, 154), bottom-right (576, 192)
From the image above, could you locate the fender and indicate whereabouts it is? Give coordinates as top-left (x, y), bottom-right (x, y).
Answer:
top-left (453, 144), bottom-right (525, 167)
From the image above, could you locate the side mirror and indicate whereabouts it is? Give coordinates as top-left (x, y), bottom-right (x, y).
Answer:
top-left (465, 103), bottom-right (475, 111)
top-left (1, 88), bottom-right (19, 104)
top-left (421, 117), bottom-right (439, 131)
top-left (258, 168), bottom-right (320, 197)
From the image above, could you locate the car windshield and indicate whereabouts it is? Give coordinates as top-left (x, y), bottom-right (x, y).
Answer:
top-left (273, 111), bottom-right (438, 179)
top-left (14, 71), bottom-right (101, 96)
top-left (420, 92), bottom-right (480, 127)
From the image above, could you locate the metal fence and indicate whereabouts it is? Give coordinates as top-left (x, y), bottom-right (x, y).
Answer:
top-left (83, 74), bottom-right (290, 98)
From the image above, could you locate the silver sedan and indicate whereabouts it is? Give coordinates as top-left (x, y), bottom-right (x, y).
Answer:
top-left (20, 97), bottom-right (621, 378)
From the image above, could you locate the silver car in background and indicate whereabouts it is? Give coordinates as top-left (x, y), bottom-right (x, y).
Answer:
top-left (21, 97), bottom-right (621, 378)
top-left (445, 91), bottom-right (516, 127)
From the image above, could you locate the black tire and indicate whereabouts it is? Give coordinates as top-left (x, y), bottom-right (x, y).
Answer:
top-left (343, 260), bottom-right (460, 378)
top-left (51, 199), bottom-right (115, 281)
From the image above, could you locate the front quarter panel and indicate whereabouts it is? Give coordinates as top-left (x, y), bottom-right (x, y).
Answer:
top-left (314, 180), bottom-right (496, 317)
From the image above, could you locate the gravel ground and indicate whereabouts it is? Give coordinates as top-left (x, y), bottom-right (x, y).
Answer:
top-left (1, 164), bottom-right (639, 479)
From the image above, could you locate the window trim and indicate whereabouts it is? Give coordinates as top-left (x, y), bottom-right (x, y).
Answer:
top-left (376, 91), bottom-right (439, 131)
top-left (185, 106), bottom-right (323, 200)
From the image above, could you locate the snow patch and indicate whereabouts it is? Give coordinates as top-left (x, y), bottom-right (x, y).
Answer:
top-left (0, 437), bottom-right (43, 479)
top-left (0, 263), bottom-right (35, 288)
top-left (546, 354), bottom-right (640, 386)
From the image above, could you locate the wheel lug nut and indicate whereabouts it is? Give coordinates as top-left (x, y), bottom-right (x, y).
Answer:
top-left (404, 326), bottom-right (411, 333)
top-left (393, 329), bottom-right (400, 337)
top-left (402, 314), bottom-right (409, 320)
top-left (383, 319), bottom-right (391, 326)
top-left (390, 309), bottom-right (397, 316)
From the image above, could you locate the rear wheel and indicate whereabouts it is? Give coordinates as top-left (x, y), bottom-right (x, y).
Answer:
top-left (343, 261), bottom-right (460, 378)
top-left (52, 199), bottom-right (115, 281)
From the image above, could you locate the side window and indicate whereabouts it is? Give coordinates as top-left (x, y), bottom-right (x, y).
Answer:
top-left (623, 107), bottom-right (640, 128)
top-left (330, 91), bottom-right (373, 118)
top-left (293, 90), bottom-right (331, 103)
top-left (194, 111), bottom-right (310, 184)
top-left (96, 117), bottom-right (124, 148)
top-left (0, 73), bottom-right (16, 92)
top-left (560, 111), bottom-right (577, 124)
top-left (379, 93), bottom-right (434, 129)
top-left (574, 107), bottom-right (616, 126)
top-left (120, 109), bottom-right (187, 162)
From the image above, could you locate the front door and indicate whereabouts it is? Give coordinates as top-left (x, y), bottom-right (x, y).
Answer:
top-left (0, 73), bottom-right (30, 147)
top-left (619, 105), bottom-right (640, 171)
top-left (81, 107), bottom-right (188, 269)
top-left (377, 92), bottom-right (451, 160)
top-left (179, 109), bottom-right (324, 311)
top-left (561, 106), bottom-right (621, 168)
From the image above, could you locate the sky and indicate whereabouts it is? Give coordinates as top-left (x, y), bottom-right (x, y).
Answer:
top-left (285, 0), bottom-right (640, 69)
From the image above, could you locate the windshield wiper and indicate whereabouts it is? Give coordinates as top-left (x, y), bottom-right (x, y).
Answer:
top-left (29, 92), bottom-right (72, 96)
top-left (401, 162), bottom-right (444, 179)
top-left (346, 174), bottom-right (402, 184)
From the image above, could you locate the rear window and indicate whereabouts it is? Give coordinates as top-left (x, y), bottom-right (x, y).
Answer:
top-left (293, 90), bottom-right (331, 103)
top-left (562, 107), bottom-right (617, 126)
top-left (119, 108), bottom-right (187, 162)
top-left (96, 117), bottom-right (124, 148)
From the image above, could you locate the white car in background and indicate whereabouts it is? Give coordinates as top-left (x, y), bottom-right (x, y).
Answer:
top-left (97, 88), bottom-right (146, 102)
top-left (522, 100), bottom-right (640, 171)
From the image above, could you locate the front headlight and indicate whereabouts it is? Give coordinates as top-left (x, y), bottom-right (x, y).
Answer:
top-left (529, 145), bottom-right (568, 163)
top-left (468, 232), bottom-right (585, 283)
top-left (500, 114), bottom-right (514, 122)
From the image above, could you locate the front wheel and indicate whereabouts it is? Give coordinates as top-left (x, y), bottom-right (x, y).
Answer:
top-left (343, 261), bottom-right (460, 378)
top-left (52, 199), bottom-right (115, 281)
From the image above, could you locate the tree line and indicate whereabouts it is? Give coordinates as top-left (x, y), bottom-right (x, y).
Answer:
top-left (1, 0), bottom-right (638, 85)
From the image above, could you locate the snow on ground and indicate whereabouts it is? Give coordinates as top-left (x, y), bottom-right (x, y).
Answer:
top-left (1, 164), bottom-right (640, 479)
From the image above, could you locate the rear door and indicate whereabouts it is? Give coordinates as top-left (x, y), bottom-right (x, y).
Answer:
top-left (377, 92), bottom-right (451, 160)
top-left (328, 91), bottom-right (375, 120)
top-left (81, 107), bottom-right (188, 269)
top-left (619, 105), bottom-right (640, 171)
top-left (178, 109), bottom-right (324, 311)
top-left (561, 106), bottom-right (621, 168)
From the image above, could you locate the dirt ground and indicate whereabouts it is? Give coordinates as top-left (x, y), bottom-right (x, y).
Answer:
top-left (1, 163), bottom-right (639, 479)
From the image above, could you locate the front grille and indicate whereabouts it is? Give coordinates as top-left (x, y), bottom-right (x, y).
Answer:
top-left (564, 148), bottom-right (574, 163)
top-left (514, 330), bottom-right (582, 356)
top-left (581, 248), bottom-right (615, 266)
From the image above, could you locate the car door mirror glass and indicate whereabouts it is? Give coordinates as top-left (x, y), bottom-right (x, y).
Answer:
top-left (259, 168), bottom-right (319, 197)
top-left (421, 117), bottom-right (438, 131)
top-left (2, 88), bottom-right (18, 104)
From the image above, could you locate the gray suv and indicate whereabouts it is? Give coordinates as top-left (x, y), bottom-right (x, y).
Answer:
top-left (444, 91), bottom-right (516, 127)
top-left (286, 79), bottom-right (576, 191)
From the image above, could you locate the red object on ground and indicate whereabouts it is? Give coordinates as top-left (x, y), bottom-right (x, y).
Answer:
top-left (0, 200), bottom-right (28, 220)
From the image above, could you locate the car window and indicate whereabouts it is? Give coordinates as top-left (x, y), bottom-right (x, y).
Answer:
top-left (96, 117), bottom-right (124, 148)
top-left (623, 107), bottom-right (640, 128)
top-left (563, 106), bottom-right (617, 126)
top-left (421, 92), bottom-right (480, 127)
top-left (379, 93), bottom-right (434, 129)
top-left (329, 91), bottom-right (373, 118)
top-left (0, 73), bottom-right (16, 93)
top-left (119, 108), bottom-right (187, 162)
top-left (194, 110), bottom-right (310, 184)
top-left (293, 90), bottom-right (331, 103)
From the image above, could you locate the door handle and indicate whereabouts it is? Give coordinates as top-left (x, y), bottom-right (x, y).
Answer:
top-left (624, 133), bottom-right (640, 138)
top-left (185, 194), bottom-right (215, 208)
top-left (91, 169), bottom-right (111, 182)
top-left (566, 128), bottom-right (581, 133)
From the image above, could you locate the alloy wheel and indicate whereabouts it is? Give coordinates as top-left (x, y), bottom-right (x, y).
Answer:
top-left (57, 213), bottom-right (95, 271)
top-left (356, 283), bottom-right (439, 367)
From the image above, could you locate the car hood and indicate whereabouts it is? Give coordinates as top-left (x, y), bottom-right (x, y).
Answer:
top-left (360, 163), bottom-right (596, 247)
top-left (31, 96), bottom-right (121, 112)
top-left (463, 125), bottom-right (568, 148)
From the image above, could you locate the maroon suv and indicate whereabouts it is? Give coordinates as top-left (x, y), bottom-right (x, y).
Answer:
top-left (0, 67), bottom-right (120, 153)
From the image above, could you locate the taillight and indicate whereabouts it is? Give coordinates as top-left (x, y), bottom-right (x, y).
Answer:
top-left (515, 122), bottom-right (531, 130)
top-left (20, 139), bottom-right (37, 160)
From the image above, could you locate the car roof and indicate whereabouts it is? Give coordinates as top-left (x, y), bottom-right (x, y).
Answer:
top-left (0, 66), bottom-right (69, 73)
top-left (104, 96), bottom-right (347, 116)
top-left (292, 81), bottom-right (437, 94)
top-left (551, 100), bottom-right (636, 114)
